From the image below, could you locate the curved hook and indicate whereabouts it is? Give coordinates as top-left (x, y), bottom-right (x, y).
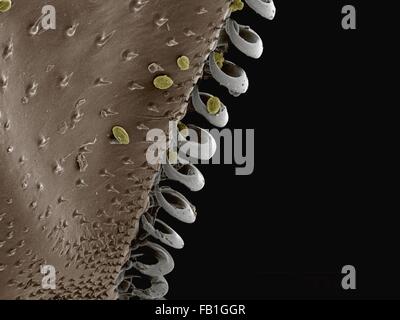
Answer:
top-left (225, 18), bottom-right (263, 59)
top-left (192, 86), bottom-right (229, 128)
top-left (178, 124), bottom-right (217, 162)
top-left (209, 52), bottom-right (249, 96)
top-left (131, 241), bottom-right (175, 276)
top-left (119, 274), bottom-right (169, 300)
top-left (245, 0), bottom-right (276, 20)
top-left (141, 213), bottom-right (185, 249)
top-left (155, 186), bottom-right (197, 224)
top-left (132, 275), bottom-right (169, 300)
top-left (163, 160), bottom-right (205, 192)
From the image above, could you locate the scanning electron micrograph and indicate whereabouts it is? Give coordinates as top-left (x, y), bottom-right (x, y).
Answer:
top-left (0, 0), bottom-right (275, 299)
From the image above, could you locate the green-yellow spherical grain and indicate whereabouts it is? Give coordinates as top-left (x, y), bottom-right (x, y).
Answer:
top-left (112, 126), bottom-right (130, 145)
top-left (214, 52), bottom-right (225, 69)
top-left (207, 96), bottom-right (221, 115)
top-left (153, 75), bottom-right (174, 90)
top-left (230, 0), bottom-right (244, 12)
top-left (177, 56), bottom-right (190, 71)
top-left (0, 0), bottom-right (12, 13)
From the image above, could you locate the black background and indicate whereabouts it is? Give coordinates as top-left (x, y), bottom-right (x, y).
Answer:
top-left (163, 1), bottom-right (397, 299)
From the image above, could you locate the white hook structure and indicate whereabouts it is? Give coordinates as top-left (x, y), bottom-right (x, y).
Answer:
top-left (122, 275), bottom-right (169, 300)
top-left (141, 214), bottom-right (185, 249)
top-left (155, 186), bottom-right (197, 224)
top-left (178, 124), bottom-right (217, 161)
top-left (209, 52), bottom-right (249, 96)
top-left (163, 161), bottom-right (205, 192)
top-left (192, 86), bottom-right (229, 128)
top-left (225, 18), bottom-right (263, 59)
top-left (131, 241), bottom-right (175, 277)
top-left (245, 0), bottom-right (276, 20)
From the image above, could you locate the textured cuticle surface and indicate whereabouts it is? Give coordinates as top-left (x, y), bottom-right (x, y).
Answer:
top-left (0, 0), bottom-right (230, 299)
